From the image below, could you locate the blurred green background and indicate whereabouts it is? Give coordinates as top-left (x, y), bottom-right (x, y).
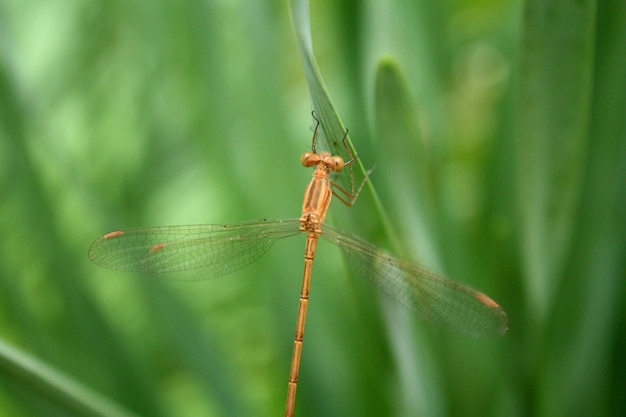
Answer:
top-left (1, 0), bottom-right (624, 416)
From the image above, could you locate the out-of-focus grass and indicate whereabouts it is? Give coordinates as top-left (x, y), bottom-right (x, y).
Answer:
top-left (0, 0), bottom-right (624, 417)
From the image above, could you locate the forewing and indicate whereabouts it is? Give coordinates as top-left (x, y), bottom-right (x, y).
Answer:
top-left (88, 219), bottom-right (301, 280)
top-left (321, 225), bottom-right (508, 336)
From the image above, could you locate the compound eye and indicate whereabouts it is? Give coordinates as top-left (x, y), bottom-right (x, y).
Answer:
top-left (331, 156), bottom-right (344, 172)
top-left (301, 152), bottom-right (314, 167)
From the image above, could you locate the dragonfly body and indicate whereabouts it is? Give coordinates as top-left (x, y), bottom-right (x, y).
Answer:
top-left (286, 151), bottom-right (344, 415)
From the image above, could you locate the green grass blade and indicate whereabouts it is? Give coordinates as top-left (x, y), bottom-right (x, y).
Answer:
top-left (516, 0), bottom-right (596, 319)
top-left (373, 58), bottom-right (440, 261)
top-left (289, 0), bottom-right (372, 196)
top-left (537, 1), bottom-right (626, 416)
top-left (0, 340), bottom-right (141, 417)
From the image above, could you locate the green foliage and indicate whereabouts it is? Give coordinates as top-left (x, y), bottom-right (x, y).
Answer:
top-left (0, 0), bottom-right (624, 416)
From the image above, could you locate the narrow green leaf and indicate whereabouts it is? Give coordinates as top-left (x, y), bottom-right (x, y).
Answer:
top-left (373, 58), bottom-right (438, 261)
top-left (0, 340), bottom-right (141, 417)
top-left (289, 0), bottom-right (371, 196)
top-left (516, 0), bottom-right (596, 318)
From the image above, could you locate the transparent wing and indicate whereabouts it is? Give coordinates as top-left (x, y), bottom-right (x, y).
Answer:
top-left (88, 218), bottom-right (302, 280)
top-left (320, 224), bottom-right (509, 336)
